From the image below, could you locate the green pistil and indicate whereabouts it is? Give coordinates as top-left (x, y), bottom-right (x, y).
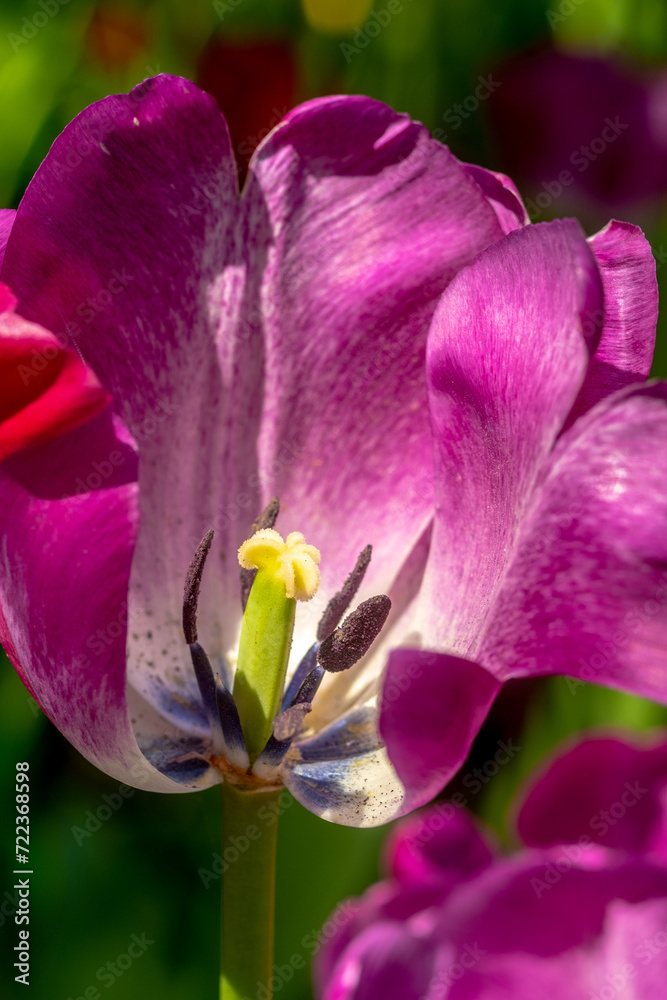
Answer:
top-left (232, 566), bottom-right (296, 762)
top-left (234, 527), bottom-right (320, 762)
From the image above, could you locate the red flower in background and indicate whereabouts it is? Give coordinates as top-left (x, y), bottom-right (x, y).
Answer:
top-left (198, 37), bottom-right (297, 182)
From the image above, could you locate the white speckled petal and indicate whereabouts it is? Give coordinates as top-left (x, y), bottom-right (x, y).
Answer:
top-left (283, 704), bottom-right (406, 827)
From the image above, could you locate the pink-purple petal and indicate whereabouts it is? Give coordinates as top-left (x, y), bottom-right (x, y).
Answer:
top-left (0, 209), bottom-right (15, 269)
top-left (379, 650), bottom-right (500, 813)
top-left (247, 95), bottom-right (509, 636)
top-left (0, 414), bottom-right (215, 791)
top-left (320, 921), bottom-right (436, 1000)
top-left (386, 806), bottom-right (495, 890)
top-left (461, 163), bottom-right (530, 234)
top-left (516, 734), bottom-right (667, 864)
top-left (480, 383), bottom-right (667, 702)
top-left (1, 75), bottom-right (260, 731)
top-left (283, 704), bottom-right (405, 827)
top-left (434, 854), bottom-right (667, 1000)
top-left (418, 220), bottom-right (602, 656)
top-left (317, 835), bottom-right (667, 999)
top-left (567, 219), bottom-right (658, 423)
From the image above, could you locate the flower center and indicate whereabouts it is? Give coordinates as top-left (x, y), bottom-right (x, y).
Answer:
top-left (234, 528), bottom-right (321, 759)
top-left (182, 499), bottom-right (391, 786)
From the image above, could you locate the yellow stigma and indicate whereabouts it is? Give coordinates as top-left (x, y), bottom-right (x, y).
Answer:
top-left (238, 528), bottom-right (321, 601)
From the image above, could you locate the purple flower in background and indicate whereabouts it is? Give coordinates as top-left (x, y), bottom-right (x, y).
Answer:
top-left (316, 733), bottom-right (667, 999)
top-left (487, 46), bottom-right (667, 217)
top-left (1, 74), bottom-right (666, 827)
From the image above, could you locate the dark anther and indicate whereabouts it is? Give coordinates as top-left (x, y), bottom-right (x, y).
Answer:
top-left (317, 545), bottom-right (372, 641)
top-left (273, 703), bottom-right (312, 742)
top-left (183, 529), bottom-right (214, 644)
top-left (318, 595), bottom-right (391, 673)
top-left (240, 497), bottom-right (280, 610)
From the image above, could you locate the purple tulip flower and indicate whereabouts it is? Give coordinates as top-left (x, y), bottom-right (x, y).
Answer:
top-left (0, 74), bottom-right (665, 827)
top-left (315, 732), bottom-right (667, 999)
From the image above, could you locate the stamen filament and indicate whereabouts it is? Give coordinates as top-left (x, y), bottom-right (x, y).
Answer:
top-left (281, 642), bottom-right (320, 710)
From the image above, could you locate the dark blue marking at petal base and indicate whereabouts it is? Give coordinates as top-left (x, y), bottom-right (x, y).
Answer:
top-left (139, 736), bottom-right (213, 785)
top-left (215, 681), bottom-right (248, 766)
top-left (190, 641), bottom-right (226, 748)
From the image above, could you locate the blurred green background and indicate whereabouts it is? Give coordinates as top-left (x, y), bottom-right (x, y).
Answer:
top-left (2, 0), bottom-right (667, 997)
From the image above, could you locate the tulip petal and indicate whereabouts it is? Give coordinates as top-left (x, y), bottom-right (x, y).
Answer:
top-left (387, 806), bottom-right (495, 890)
top-left (0, 209), bottom-right (14, 268)
top-left (0, 413), bottom-right (217, 791)
top-left (247, 95), bottom-right (510, 657)
top-left (1, 75), bottom-right (260, 732)
top-left (283, 702), bottom-right (407, 827)
top-left (419, 220), bottom-right (602, 656)
top-left (320, 922), bottom-right (436, 1000)
top-left (315, 882), bottom-right (443, 1000)
top-left (430, 854), bottom-right (667, 1000)
top-left (481, 383), bottom-right (667, 703)
top-left (318, 849), bottom-right (667, 1000)
top-left (379, 650), bottom-right (501, 813)
top-left (462, 163), bottom-right (530, 234)
top-left (568, 219), bottom-right (657, 422)
top-left (516, 734), bottom-right (667, 864)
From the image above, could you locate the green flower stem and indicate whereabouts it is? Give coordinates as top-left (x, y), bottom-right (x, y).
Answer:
top-left (233, 568), bottom-right (295, 760)
top-left (220, 782), bottom-right (282, 1000)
